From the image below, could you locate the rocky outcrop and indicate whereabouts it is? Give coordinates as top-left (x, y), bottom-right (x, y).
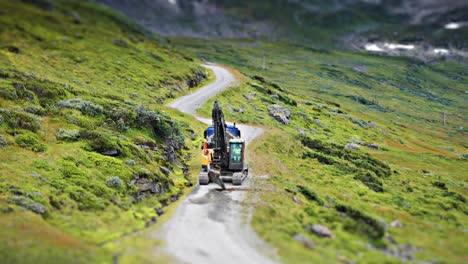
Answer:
top-left (268, 104), bottom-right (290, 124)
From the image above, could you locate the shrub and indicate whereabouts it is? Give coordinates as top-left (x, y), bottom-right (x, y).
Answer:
top-left (336, 204), bottom-right (385, 240)
top-left (136, 106), bottom-right (185, 148)
top-left (15, 132), bottom-right (46, 152)
top-left (57, 98), bottom-right (103, 116)
top-left (297, 185), bottom-right (324, 205)
top-left (24, 105), bottom-right (45, 115)
top-left (354, 171), bottom-right (383, 192)
top-left (0, 135), bottom-right (8, 147)
top-left (55, 128), bottom-right (80, 141)
top-left (106, 176), bottom-right (123, 189)
top-left (301, 136), bottom-right (390, 192)
top-left (0, 108), bottom-right (41, 132)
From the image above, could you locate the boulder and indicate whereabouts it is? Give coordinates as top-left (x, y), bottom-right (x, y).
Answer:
top-left (294, 233), bottom-right (314, 249)
top-left (307, 224), bottom-right (334, 238)
top-left (344, 143), bottom-right (360, 150)
top-left (268, 104), bottom-right (290, 125)
top-left (390, 219), bottom-right (403, 228)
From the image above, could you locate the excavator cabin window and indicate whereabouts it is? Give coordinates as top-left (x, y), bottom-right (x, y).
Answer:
top-left (230, 143), bottom-right (242, 164)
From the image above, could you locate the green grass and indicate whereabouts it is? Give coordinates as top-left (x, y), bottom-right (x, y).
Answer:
top-left (172, 37), bottom-right (467, 263)
top-left (0, 0), bottom-right (212, 262)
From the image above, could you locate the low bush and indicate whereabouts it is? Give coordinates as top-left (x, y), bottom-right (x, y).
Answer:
top-left (297, 185), bottom-right (324, 205)
top-left (105, 176), bottom-right (123, 190)
top-left (57, 98), bottom-right (103, 116)
top-left (301, 136), bottom-right (390, 192)
top-left (0, 108), bottom-right (41, 132)
top-left (55, 128), bottom-right (80, 141)
top-left (0, 134), bottom-right (8, 147)
top-left (336, 204), bottom-right (385, 240)
top-left (15, 132), bottom-right (46, 152)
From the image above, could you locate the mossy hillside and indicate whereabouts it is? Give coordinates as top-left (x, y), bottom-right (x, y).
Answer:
top-left (0, 0), bottom-right (211, 262)
top-left (174, 38), bottom-right (467, 262)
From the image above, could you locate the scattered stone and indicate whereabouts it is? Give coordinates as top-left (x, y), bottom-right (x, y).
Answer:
top-left (390, 219), bottom-right (403, 228)
top-left (314, 118), bottom-right (321, 124)
top-left (294, 233), bottom-right (314, 249)
top-left (307, 224), bottom-right (334, 238)
top-left (31, 172), bottom-right (47, 181)
top-left (368, 143), bottom-right (379, 149)
top-left (7, 46), bottom-right (19, 54)
top-left (386, 235), bottom-right (398, 245)
top-left (155, 207), bottom-right (163, 216)
top-left (113, 39), bottom-right (128, 47)
top-left (70, 12), bottom-right (81, 24)
top-left (297, 127), bottom-right (305, 136)
top-left (29, 202), bottom-right (46, 215)
top-left (270, 94), bottom-right (279, 100)
top-left (368, 121), bottom-right (376, 128)
top-left (267, 104), bottom-right (290, 125)
top-left (160, 166), bottom-right (171, 176)
top-left (243, 94), bottom-right (253, 100)
top-left (384, 244), bottom-right (417, 262)
top-left (292, 196), bottom-right (303, 204)
top-left (232, 107), bottom-right (245, 113)
top-left (131, 93), bottom-right (139, 97)
top-left (145, 216), bottom-right (157, 227)
top-left (345, 143), bottom-right (360, 150)
top-left (126, 160), bottom-right (136, 166)
top-left (101, 149), bottom-right (119, 156)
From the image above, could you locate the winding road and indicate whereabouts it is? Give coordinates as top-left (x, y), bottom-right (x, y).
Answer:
top-left (159, 64), bottom-right (277, 264)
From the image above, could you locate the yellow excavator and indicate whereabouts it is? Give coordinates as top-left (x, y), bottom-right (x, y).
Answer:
top-left (199, 100), bottom-right (248, 189)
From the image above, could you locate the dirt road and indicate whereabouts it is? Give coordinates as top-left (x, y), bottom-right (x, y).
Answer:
top-left (160, 64), bottom-right (277, 264)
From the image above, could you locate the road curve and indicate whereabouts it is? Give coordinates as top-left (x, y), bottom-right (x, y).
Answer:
top-left (159, 64), bottom-right (277, 264)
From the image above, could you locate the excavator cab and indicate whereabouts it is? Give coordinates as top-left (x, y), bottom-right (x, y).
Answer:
top-left (228, 139), bottom-right (245, 170)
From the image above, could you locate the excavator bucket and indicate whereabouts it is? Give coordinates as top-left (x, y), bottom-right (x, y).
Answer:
top-left (208, 168), bottom-right (226, 190)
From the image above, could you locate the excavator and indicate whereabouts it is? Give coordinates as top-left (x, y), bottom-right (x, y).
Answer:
top-left (199, 100), bottom-right (248, 189)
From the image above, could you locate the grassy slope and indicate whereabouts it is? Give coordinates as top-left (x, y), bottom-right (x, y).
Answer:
top-left (0, 1), bottom-right (210, 262)
top-left (171, 37), bottom-right (467, 263)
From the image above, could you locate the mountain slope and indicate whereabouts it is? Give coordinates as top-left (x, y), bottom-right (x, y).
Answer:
top-left (0, 0), bottom-right (209, 262)
top-left (171, 37), bottom-right (467, 263)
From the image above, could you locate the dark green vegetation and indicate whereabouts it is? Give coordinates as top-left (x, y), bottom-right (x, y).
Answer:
top-left (172, 37), bottom-right (467, 263)
top-left (0, 0), bottom-right (209, 262)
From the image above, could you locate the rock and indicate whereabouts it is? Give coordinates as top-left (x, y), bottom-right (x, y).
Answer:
top-left (390, 219), bottom-right (403, 228)
top-left (367, 143), bottom-right (379, 149)
top-left (368, 121), bottom-right (376, 128)
top-left (113, 39), bottom-right (128, 47)
top-left (268, 104), bottom-right (290, 125)
top-left (31, 172), bottom-right (47, 181)
top-left (294, 233), bottom-right (314, 249)
top-left (292, 196), bottom-right (303, 204)
top-left (29, 202), bottom-right (46, 215)
top-left (307, 224), bottom-right (334, 238)
top-left (243, 94), bottom-right (254, 100)
top-left (314, 118), bottom-right (321, 124)
top-left (70, 11), bottom-right (81, 24)
top-left (126, 160), bottom-right (136, 166)
top-left (270, 94), bottom-right (279, 100)
top-left (131, 93), bottom-right (139, 97)
top-left (386, 235), bottom-right (398, 245)
top-left (155, 207), bottom-right (164, 216)
top-left (145, 216), bottom-right (157, 227)
top-left (297, 127), bottom-right (305, 136)
top-left (345, 143), bottom-right (360, 150)
top-left (7, 46), bottom-right (19, 54)
top-left (101, 149), bottom-right (119, 156)
top-left (233, 107), bottom-right (245, 113)
top-left (160, 166), bottom-right (171, 176)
